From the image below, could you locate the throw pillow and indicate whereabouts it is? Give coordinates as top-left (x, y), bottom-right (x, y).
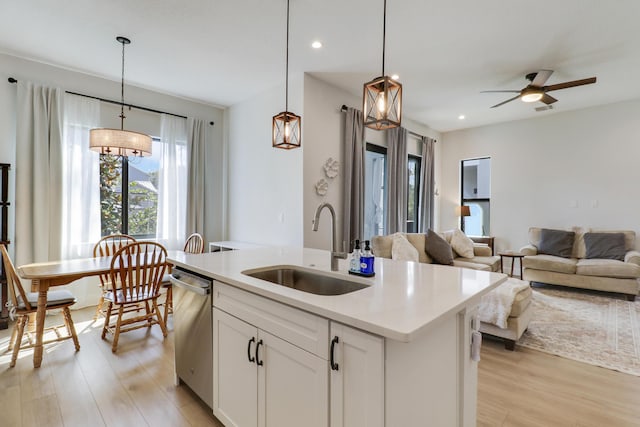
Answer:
top-left (584, 232), bottom-right (626, 261)
top-left (450, 228), bottom-right (475, 259)
top-left (391, 233), bottom-right (420, 262)
top-left (538, 228), bottom-right (575, 258)
top-left (424, 229), bottom-right (454, 265)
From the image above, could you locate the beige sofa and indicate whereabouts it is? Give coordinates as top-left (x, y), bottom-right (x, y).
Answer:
top-left (372, 233), bottom-right (532, 350)
top-left (520, 227), bottom-right (640, 300)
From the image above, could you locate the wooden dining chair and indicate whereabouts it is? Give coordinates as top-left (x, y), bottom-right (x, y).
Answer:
top-left (162, 233), bottom-right (205, 321)
top-left (93, 234), bottom-right (137, 320)
top-left (0, 244), bottom-right (80, 367)
top-left (101, 242), bottom-right (169, 353)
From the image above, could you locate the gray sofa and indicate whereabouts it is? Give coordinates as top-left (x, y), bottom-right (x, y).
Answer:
top-left (520, 227), bottom-right (640, 300)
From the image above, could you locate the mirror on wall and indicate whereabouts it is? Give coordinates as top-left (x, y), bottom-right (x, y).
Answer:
top-left (460, 157), bottom-right (490, 236)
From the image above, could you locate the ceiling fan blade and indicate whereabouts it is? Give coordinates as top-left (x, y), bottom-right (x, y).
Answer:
top-left (491, 95), bottom-right (521, 108)
top-left (544, 77), bottom-right (597, 92)
top-left (481, 90), bottom-right (520, 93)
top-left (531, 69), bottom-right (553, 87)
top-left (541, 93), bottom-right (558, 105)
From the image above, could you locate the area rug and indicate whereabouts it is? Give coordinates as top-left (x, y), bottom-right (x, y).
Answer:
top-left (518, 285), bottom-right (640, 376)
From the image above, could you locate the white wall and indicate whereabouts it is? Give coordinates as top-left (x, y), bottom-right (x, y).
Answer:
top-left (302, 74), bottom-right (441, 250)
top-left (226, 75), bottom-right (304, 246)
top-left (440, 99), bottom-right (640, 251)
top-left (0, 53), bottom-right (226, 248)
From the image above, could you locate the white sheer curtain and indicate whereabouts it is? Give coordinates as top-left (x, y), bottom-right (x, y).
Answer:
top-left (59, 93), bottom-right (102, 308)
top-left (156, 114), bottom-right (188, 250)
top-left (15, 81), bottom-right (64, 267)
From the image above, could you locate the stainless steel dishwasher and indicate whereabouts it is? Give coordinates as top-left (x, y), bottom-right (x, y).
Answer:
top-left (170, 267), bottom-right (213, 408)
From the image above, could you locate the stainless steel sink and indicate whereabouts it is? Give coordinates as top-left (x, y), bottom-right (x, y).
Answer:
top-left (242, 266), bottom-right (368, 295)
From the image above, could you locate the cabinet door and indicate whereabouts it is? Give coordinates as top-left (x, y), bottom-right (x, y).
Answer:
top-left (213, 308), bottom-right (258, 427)
top-left (258, 330), bottom-right (328, 427)
top-left (330, 323), bottom-right (384, 427)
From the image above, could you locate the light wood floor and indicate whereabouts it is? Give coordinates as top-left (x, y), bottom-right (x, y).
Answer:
top-left (2, 308), bottom-right (640, 427)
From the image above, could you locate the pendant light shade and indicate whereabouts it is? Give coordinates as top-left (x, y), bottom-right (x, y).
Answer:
top-left (90, 36), bottom-right (152, 157)
top-left (363, 0), bottom-right (402, 130)
top-left (272, 0), bottom-right (301, 149)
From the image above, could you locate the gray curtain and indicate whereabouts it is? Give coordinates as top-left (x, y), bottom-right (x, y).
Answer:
top-left (186, 118), bottom-right (207, 236)
top-left (342, 107), bottom-right (365, 250)
top-left (386, 126), bottom-right (407, 234)
top-left (419, 136), bottom-right (436, 232)
top-left (15, 81), bottom-right (64, 266)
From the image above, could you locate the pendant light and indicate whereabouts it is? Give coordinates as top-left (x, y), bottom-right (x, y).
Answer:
top-left (363, 0), bottom-right (402, 130)
top-left (272, 0), bottom-right (301, 149)
top-left (90, 36), bottom-right (152, 157)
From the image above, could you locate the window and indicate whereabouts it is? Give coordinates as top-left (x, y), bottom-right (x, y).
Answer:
top-left (364, 144), bottom-right (422, 240)
top-left (460, 157), bottom-right (491, 236)
top-left (99, 138), bottom-right (169, 238)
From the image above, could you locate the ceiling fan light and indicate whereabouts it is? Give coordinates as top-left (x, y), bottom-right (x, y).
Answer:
top-left (521, 90), bottom-right (543, 103)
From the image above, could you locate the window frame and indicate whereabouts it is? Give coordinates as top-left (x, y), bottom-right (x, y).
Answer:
top-left (460, 156), bottom-right (491, 236)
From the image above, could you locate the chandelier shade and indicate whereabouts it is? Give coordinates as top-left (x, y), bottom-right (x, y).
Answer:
top-left (90, 36), bottom-right (152, 157)
top-left (363, 0), bottom-right (402, 130)
top-left (363, 75), bottom-right (402, 130)
top-left (272, 0), bottom-right (301, 149)
top-left (272, 111), bottom-right (301, 149)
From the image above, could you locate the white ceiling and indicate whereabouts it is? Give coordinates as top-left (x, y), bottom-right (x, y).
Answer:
top-left (2, 0), bottom-right (640, 132)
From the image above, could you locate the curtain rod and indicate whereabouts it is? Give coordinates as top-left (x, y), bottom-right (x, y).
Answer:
top-left (8, 77), bottom-right (214, 126)
top-left (340, 104), bottom-right (435, 142)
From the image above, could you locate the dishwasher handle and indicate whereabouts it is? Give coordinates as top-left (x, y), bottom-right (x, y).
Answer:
top-left (169, 274), bottom-right (211, 296)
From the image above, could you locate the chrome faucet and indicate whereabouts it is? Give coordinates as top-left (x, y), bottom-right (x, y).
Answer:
top-left (312, 202), bottom-right (348, 271)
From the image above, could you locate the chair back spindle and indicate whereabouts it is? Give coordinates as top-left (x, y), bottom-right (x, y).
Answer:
top-left (184, 233), bottom-right (205, 254)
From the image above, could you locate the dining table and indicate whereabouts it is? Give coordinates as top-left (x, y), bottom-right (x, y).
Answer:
top-left (17, 250), bottom-right (184, 368)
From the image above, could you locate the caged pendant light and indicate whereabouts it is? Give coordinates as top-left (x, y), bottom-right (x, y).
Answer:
top-left (90, 36), bottom-right (152, 157)
top-left (272, 0), bottom-right (301, 149)
top-left (363, 0), bottom-right (402, 130)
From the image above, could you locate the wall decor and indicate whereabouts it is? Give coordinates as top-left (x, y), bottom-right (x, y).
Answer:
top-left (323, 157), bottom-right (339, 179)
top-left (315, 178), bottom-right (329, 196)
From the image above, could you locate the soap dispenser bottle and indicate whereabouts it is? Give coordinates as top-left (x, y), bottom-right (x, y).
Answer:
top-left (360, 240), bottom-right (375, 275)
top-left (349, 240), bottom-right (361, 273)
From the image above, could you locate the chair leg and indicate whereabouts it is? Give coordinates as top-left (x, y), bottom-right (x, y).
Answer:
top-left (112, 305), bottom-right (124, 353)
top-left (164, 286), bottom-right (172, 324)
top-left (63, 307), bottom-right (80, 351)
top-left (94, 294), bottom-right (104, 320)
top-left (8, 322), bottom-right (18, 352)
top-left (153, 298), bottom-right (168, 338)
top-left (145, 301), bottom-right (152, 327)
top-left (10, 316), bottom-right (27, 368)
top-left (102, 302), bottom-right (113, 340)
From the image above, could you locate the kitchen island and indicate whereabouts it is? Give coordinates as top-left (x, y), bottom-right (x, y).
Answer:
top-left (168, 246), bottom-right (507, 427)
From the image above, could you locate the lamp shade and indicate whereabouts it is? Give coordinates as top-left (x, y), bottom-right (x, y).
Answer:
top-left (272, 111), bottom-right (301, 149)
top-left (90, 128), bottom-right (152, 157)
top-left (455, 205), bottom-right (471, 217)
top-left (363, 75), bottom-right (402, 130)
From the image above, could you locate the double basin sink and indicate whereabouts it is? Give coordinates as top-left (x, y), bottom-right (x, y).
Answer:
top-left (242, 266), bottom-right (368, 296)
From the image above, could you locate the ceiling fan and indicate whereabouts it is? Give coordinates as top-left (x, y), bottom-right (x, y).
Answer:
top-left (482, 70), bottom-right (597, 108)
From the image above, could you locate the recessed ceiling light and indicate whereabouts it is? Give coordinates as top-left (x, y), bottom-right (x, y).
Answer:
top-left (311, 41), bottom-right (322, 49)
top-left (458, 115), bottom-right (466, 120)
top-left (391, 74), bottom-right (400, 80)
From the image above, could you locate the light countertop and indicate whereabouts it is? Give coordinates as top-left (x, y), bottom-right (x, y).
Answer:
top-left (168, 247), bottom-right (507, 342)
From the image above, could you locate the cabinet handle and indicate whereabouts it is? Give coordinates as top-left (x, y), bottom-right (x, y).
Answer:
top-left (247, 337), bottom-right (256, 363)
top-left (256, 339), bottom-right (264, 366)
top-left (330, 336), bottom-right (339, 371)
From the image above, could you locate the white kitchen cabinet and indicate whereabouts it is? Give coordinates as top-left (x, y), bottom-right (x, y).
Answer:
top-left (330, 322), bottom-right (384, 427)
top-left (213, 303), bottom-right (328, 427)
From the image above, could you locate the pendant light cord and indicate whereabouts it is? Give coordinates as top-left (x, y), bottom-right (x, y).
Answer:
top-left (285, 0), bottom-right (290, 112)
top-left (120, 38), bottom-right (126, 130)
top-left (382, 0), bottom-right (386, 76)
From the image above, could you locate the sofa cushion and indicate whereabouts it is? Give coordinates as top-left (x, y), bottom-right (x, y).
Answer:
top-left (459, 255), bottom-right (500, 272)
top-left (473, 244), bottom-right (492, 257)
top-left (425, 229), bottom-right (454, 265)
top-left (538, 228), bottom-right (575, 258)
top-left (584, 232), bottom-right (626, 261)
top-left (404, 234), bottom-right (432, 264)
top-left (450, 229), bottom-right (475, 259)
top-left (509, 286), bottom-right (532, 317)
top-left (391, 233), bottom-right (419, 262)
top-left (523, 255), bottom-right (578, 274)
top-left (590, 229), bottom-right (636, 251)
top-left (576, 259), bottom-right (640, 279)
top-left (452, 259), bottom-right (491, 271)
top-left (371, 235), bottom-right (392, 259)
